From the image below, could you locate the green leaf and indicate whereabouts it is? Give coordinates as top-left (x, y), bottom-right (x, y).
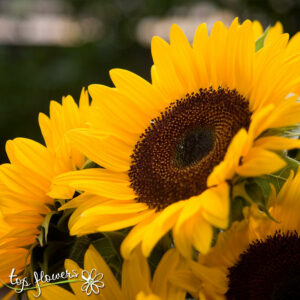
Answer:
top-left (251, 154), bottom-right (298, 200)
top-left (231, 181), bottom-right (253, 205)
top-left (56, 209), bottom-right (75, 232)
top-left (260, 125), bottom-right (300, 138)
top-left (263, 154), bottom-right (299, 193)
top-left (231, 153), bottom-right (299, 223)
top-left (69, 236), bottom-right (91, 269)
top-left (81, 159), bottom-right (101, 169)
top-left (91, 231), bottom-right (129, 282)
top-left (102, 231), bottom-right (127, 253)
top-left (93, 236), bottom-right (119, 258)
top-left (92, 236), bottom-right (122, 282)
top-left (36, 211), bottom-right (58, 247)
top-left (244, 179), bottom-right (277, 222)
top-left (92, 229), bottom-right (129, 258)
top-left (41, 241), bottom-right (69, 274)
top-left (255, 26), bottom-right (270, 52)
top-left (230, 196), bottom-right (249, 224)
top-left (148, 232), bottom-right (172, 275)
top-left (54, 198), bottom-right (67, 208)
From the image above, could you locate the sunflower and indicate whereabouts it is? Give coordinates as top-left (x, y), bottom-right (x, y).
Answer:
top-left (0, 89), bottom-right (89, 281)
top-left (52, 18), bottom-right (300, 259)
top-left (177, 168), bottom-right (300, 300)
top-left (27, 245), bottom-right (186, 300)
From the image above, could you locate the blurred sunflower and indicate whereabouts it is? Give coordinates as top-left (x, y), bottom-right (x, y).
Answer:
top-left (52, 18), bottom-right (300, 258)
top-left (0, 89), bottom-right (89, 281)
top-left (179, 169), bottom-right (300, 300)
top-left (27, 245), bottom-right (186, 300)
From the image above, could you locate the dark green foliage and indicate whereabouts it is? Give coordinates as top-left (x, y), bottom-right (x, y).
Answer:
top-left (230, 152), bottom-right (299, 225)
top-left (0, 0), bottom-right (299, 163)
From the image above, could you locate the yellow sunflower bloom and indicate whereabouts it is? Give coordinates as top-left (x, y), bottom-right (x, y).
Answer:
top-left (27, 245), bottom-right (186, 300)
top-left (52, 18), bottom-right (300, 259)
top-left (253, 20), bottom-right (300, 61)
top-left (0, 89), bottom-right (89, 281)
top-left (178, 169), bottom-right (300, 300)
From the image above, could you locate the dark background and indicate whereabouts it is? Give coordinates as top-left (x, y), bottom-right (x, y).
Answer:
top-left (0, 0), bottom-right (299, 163)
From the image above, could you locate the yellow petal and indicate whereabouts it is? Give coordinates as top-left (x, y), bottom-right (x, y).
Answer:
top-left (79, 87), bottom-right (90, 113)
top-left (170, 24), bottom-right (199, 92)
top-left (121, 214), bottom-right (157, 259)
top-left (207, 128), bottom-right (249, 186)
top-left (64, 259), bottom-right (83, 297)
top-left (81, 201), bottom-right (149, 217)
top-left (192, 217), bottom-right (213, 254)
top-left (59, 193), bottom-right (106, 211)
top-left (51, 169), bottom-right (135, 200)
top-left (252, 20), bottom-right (263, 40)
top-left (39, 112), bottom-right (54, 151)
top-left (70, 209), bottom-right (154, 235)
top-left (173, 217), bottom-right (194, 258)
top-left (62, 95), bottom-right (80, 130)
top-left (141, 201), bottom-right (185, 257)
top-left (236, 148), bottom-right (286, 176)
top-left (286, 32), bottom-right (300, 56)
top-left (88, 84), bottom-right (149, 134)
top-left (0, 164), bottom-right (45, 201)
top-left (152, 249), bottom-right (184, 298)
top-left (109, 68), bottom-right (167, 113)
top-left (122, 247), bottom-right (152, 300)
top-left (136, 292), bottom-right (161, 300)
top-left (223, 18), bottom-right (239, 89)
top-left (208, 21), bottom-right (228, 87)
top-left (27, 285), bottom-right (76, 300)
top-left (192, 23), bottom-right (209, 88)
top-left (6, 138), bottom-right (54, 181)
top-left (234, 20), bottom-right (254, 97)
top-left (84, 245), bottom-right (124, 300)
top-left (168, 270), bottom-right (199, 297)
top-left (151, 36), bottom-right (185, 99)
top-left (201, 183), bottom-right (230, 229)
top-left (67, 129), bottom-right (132, 172)
top-left (255, 136), bottom-right (300, 150)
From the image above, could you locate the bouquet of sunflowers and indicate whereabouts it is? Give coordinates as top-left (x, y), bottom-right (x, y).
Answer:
top-left (0, 18), bottom-right (299, 300)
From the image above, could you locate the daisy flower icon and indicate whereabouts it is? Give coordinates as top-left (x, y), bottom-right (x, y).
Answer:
top-left (81, 269), bottom-right (104, 295)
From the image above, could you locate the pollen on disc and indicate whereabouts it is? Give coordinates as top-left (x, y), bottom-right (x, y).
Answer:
top-left (226, 230), bottom-right (300, 300)
top-left (129, 87), bottom-right (251, 210)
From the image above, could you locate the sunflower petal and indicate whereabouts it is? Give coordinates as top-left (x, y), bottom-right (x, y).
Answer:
top-left (237, 148), bottom-right (286, 176)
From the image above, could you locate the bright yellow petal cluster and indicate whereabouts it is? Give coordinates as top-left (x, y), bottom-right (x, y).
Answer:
top-left (50, 19), bottom-right (300, 260)
top-left (0, 90), bottom-right (89, 281)
top-left (28, 245), bottom-right (186, 300)
top-left (179, 169), bottom-right (300, 300)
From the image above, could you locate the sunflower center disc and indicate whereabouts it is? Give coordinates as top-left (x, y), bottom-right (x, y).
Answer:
top-left (129, 87), bottom-right (251, 210)
top-left (226, 231), bottom-right (300, 300)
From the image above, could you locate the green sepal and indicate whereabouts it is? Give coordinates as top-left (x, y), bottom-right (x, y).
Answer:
top-left (30, 231), bottom-right (75, 282)
top-left (230, 195), bottom-right (250, 224)
top-left (245, 179), bottom-right (277, 222)
top-left (148, 232), bottom-right (172, 275)
top-left (15, 293), bottom-right (23, 300)
top-left (259, 154), bottom-right (299, 194)
top-left (54, 198), bottom-right (67, 208)
top-left (68, 236), bottom-right (91, 269)
top-left (260, 125), bottom-right (300, 138)
top-left (56, 209), bottom-right (75, 233)
top-left (36, 211), bottom-right (59, 247)
top-left (231, 152), bottom-right (299, 224)
top-left (41, 241), bottom-right (73, 275)
top-left (255, 26), bottom-right (270, 52)
top-left (81, 159), bottom-right (101, 169)
top-left (92, 231), bottom-right (127, 282)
